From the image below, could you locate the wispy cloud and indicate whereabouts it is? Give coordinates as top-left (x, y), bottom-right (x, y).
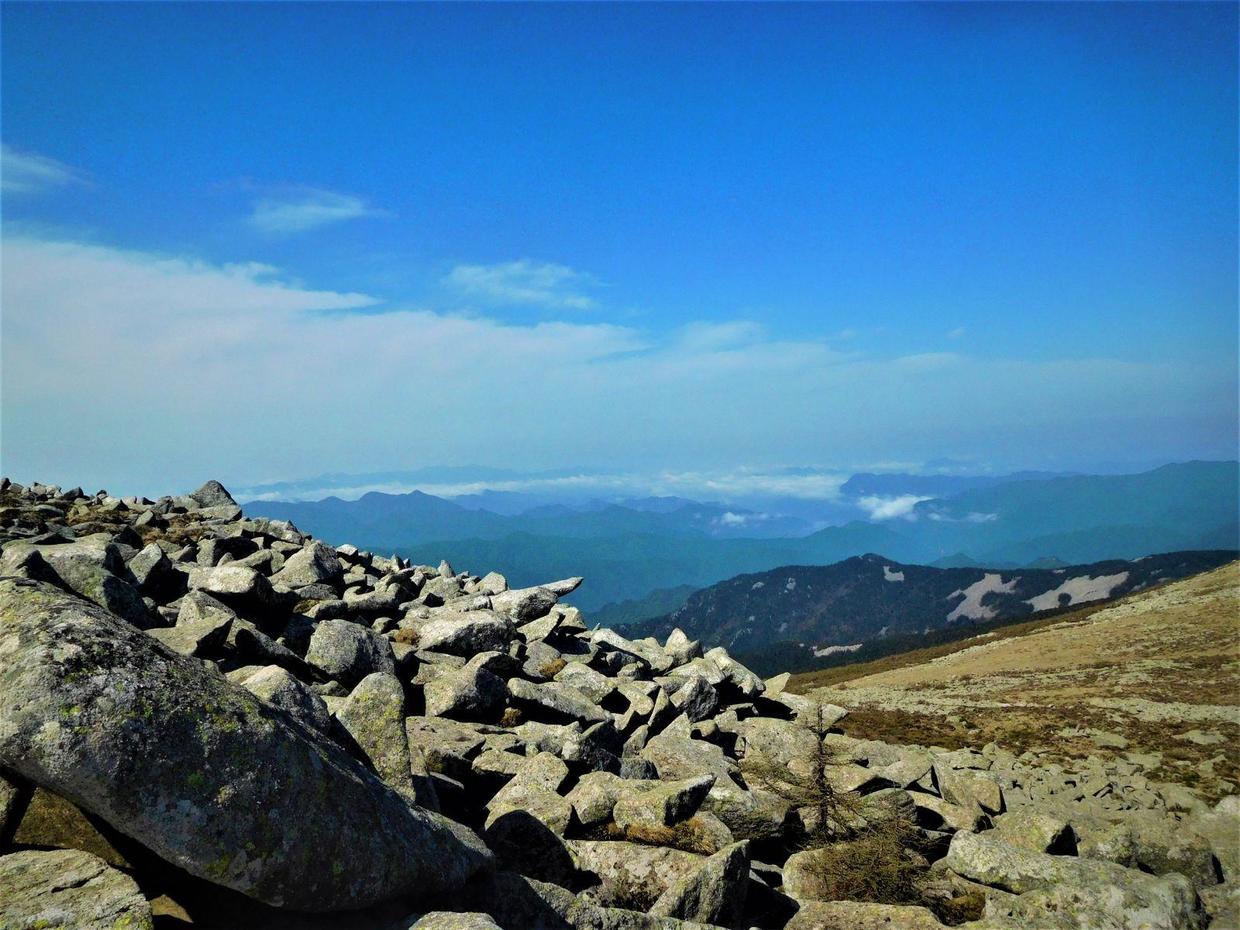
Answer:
top-left (856, 494), bottom-right (933, 520)
top-left (446, 259), bottom-right (599, 310)
top-left (248, 187), bottom-right (385, 234)
top-left (1, 144), bottom-right (87, 194)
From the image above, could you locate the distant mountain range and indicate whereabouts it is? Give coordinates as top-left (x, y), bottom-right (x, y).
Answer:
top-left (628, 549), bottom-right (1238, 674)
top-left (243, 460), bottom-right (1239, 611)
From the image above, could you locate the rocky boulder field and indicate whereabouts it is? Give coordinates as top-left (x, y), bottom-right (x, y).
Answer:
top-left (0, 478), bottom-right (1235, 930)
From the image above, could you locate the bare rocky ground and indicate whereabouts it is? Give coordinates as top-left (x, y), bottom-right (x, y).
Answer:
top-left (0, 478), bottom-right (1236, 930)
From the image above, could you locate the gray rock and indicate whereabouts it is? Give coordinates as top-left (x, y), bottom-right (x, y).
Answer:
top-left (406, 716), bottom-right (489, 780)
top-left (569, 839), bottom-right (705, 909)
top-left (991, 809), bottom-right (1077, 854)
top-left (1126, 810), bottom-right (1221, 886)
top-left (649, 840), bottom-right (749, 925)
top-left (418, 612), bottom-right (515, 657)
top-left (0, 578), bottom-right (491, 910)
top-left (306, 618), bottom-right (396, 687)
top-left (491, 586), bottom-right (559, 624)
top-left (127, 542), bottom-right (181, 599)
top-left (2, 539), bottom-right (152, 628)
top-left (400, 914), bottom-right (504, 930)
top-left (271, 540), bottom-right (343, 588)
top-left (613, 774), bottom-right (716, 831)
top-left (556, 661), bottom-right (616, 704)
top-left (424, 653), bottom-right (509, 721)
top-left (943, 831), bottom-right (1205, 930)
top-left (664, 629), bottom-right (703, 666)
top-left (145, 611), bottom-right (232, 657)
top-left (784, 900), bottom-right (946, 930)
top-left (0, 848), bottom-right (154, 930)
top-left (188, 479), bottom-right (237, 508)
top-left (187, 564), bottom-right (276, 614)
top-left (508, 678), bottom-right (610, 725)
top-left (1, 771), bottom-right (32, 845)
top-left (566, 771), bottom-right (628, 828)
top-left (240, 664), bottom-right (332, 733)
top-left (669, 675), bottom-right (719, 723)
top-left (934, 763), bottom-right (1004, 815)
top-left (336, 672), bottom-right (415, 797)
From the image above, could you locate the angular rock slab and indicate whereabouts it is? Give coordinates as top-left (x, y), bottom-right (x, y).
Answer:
top-left (0, 578), bottom-right (491, 911)
top-left (0, 847), bottom-right (154, 930)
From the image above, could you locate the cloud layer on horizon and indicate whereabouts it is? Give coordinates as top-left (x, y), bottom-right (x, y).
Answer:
top-left (2, 234), bottom-right (1236, 496)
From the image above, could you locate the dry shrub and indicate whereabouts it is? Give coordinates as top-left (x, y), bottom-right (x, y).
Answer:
top-left (590, 870), bottom-right (661, 911)
top-left (934, 890), bottom-right (987, 925)
top-left (538, 657), bottom-right (568, 678)
top-left (393, 628), bottom-right (420, 646)
top-left (499, 706), bottom-right (524, 728)
top-left (605, 816), bottom-right (719, 855)
top-left (798, 813), bottom-right (922, 904)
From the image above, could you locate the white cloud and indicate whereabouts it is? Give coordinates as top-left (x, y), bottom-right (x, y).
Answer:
top-left (446, 259), bottom-right (599, 310)
top-left (249, 188), bottom-right (385, 234)
top-left (948, 326), bottom-right (966, 339)
top-left (1, 144), bottom-right (87, 194)
top-left (856, 494), bottom-right (933, 520)
top-left (3, 233), bottom-right (1233, 496)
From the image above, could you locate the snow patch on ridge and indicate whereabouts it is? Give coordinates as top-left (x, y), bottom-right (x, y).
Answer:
top-left (1026, 572), bottom-right (1129, 612)
top-left (946, 573), bottom-right (1020, 622)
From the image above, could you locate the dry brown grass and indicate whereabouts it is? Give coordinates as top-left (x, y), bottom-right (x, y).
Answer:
top-left (788, 598), bottom-right (1119, 693)
top-left (538, 657), bottom-right (568, 678)
top-left (802, 564), bottom-right (1240, 801)
top-left (603, 816), bottom-right (721, 855)
top-left (498, 706), bottom-right (524, 728)
top-left (392, 628), bottom-right (420, 646)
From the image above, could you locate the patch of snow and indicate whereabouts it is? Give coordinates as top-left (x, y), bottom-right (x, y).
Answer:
top-left (946, 573), bottom-right (1020, 622)
top-left (812, 642), bottom-right (863, 658)
top-left (883, 565), bottom-right (905, 582)
top-left (784, 577), bottom-right (796, 592)
top-left (751, 581), bottom-right (765, 590)
top-left (778, 621), bottom-right (788, 633)
top-left (1025, 572), bottom-right (1129, 612)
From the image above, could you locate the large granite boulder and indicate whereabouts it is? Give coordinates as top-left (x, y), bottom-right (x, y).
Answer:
top-left (943, 831), bottom-right (1205, 930)
top-left (305, 617), bottom-right (396, 687)
top-left (0, 579), bottom-right (491, 911)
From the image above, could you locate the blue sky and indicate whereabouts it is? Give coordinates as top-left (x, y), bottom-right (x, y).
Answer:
top-left (2, 2), bottom-right (1236, 496)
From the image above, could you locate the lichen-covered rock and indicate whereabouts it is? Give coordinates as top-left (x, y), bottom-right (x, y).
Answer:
top-left (305, 617), bottom-right (396, 687)
top-left (2, 539), bottom-right (153, 628)
top-left (399, 913), bottom-right (505, 930)
top-left (424, 653), bottom-right (509, 721)
top-left (784, 900), bottom-right (946, 930)
top-left (239, 664), bottom-right (332, 733)
top-left (0, 578), bottom-right (491, 911)
top-left (943, 831), bottom-right (1205, 930)
top-left (0, 848), bottom-right (154, 930)
top-left (649, 840), bottom-right (749, 924)
top-left (991, 808), bottom-right (1077, 854)
top-left (270, 540), bottom-right (343, 588)
top-left (336, 672), bottom-right (415, 797)
top-left (417, 612), bottom-right (515, 658)
top-left (508, 678), bottom-right (610, 725)
top-left (612, 774), bottom-right (715, 831)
